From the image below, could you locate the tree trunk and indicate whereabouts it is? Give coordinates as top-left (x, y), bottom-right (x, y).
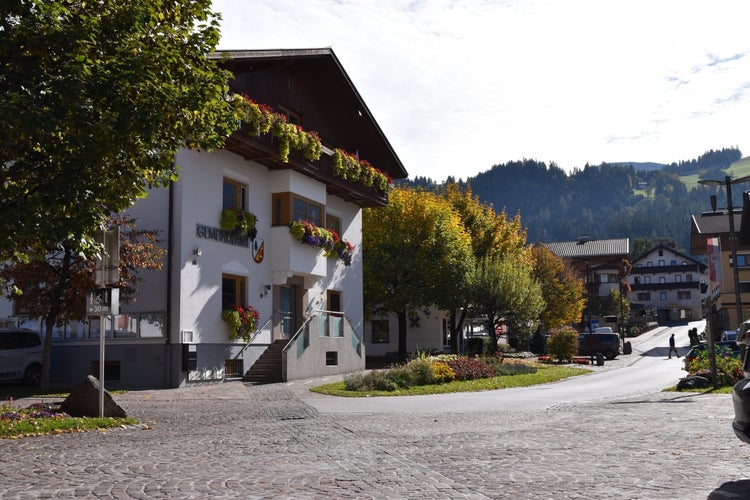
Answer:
top-left (41, 311), bottom-right (56, 391)
top-left (486, 313), bottom-right (497, 354)
top-left (449, 309), bottom-right (467, 354)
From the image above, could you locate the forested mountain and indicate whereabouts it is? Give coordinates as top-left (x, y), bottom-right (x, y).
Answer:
top-left (399, 147), bottom-right (744, 258)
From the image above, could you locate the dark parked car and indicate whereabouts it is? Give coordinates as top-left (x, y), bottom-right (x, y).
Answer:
top-left (733, 320), bottom-right (750, 443)
top-left (577, 333), bottom-right (620, 360)
top-left (0, 328), bottom-right (43, 386)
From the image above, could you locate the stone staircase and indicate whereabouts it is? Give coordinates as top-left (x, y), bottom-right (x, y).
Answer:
top-left (242, 339), bottom-right (286, 384)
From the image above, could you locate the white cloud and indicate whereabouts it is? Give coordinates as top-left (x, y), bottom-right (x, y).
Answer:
top-left (213, 0), bottom-right (750, 181)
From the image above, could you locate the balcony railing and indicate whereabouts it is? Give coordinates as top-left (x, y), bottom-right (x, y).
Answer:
top-left (225, 125), bottom-right (389, 208)
top-left (630, 282), bottom-right (700, 291)
top-left (630, 264), bottom-right (702, 274)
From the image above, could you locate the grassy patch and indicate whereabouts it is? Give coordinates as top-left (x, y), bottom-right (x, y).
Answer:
top-left (0, 385), bottom-right (137, 439)
top-left (311, 365), bottom-right (589, 397)
top-left (680, 157), bottom-right (750, 191)
top-left (0, 401), bottom-right (139, 439)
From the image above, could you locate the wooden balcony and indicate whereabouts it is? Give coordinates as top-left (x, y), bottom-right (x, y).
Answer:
top-left (225, 126), bottom-right (389, 208)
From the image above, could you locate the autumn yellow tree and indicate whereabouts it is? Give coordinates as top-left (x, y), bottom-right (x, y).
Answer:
top-left (531, 245), bottom-right (586, 330)
top-left (442, 183), bottom-right (534, 351)
top-left (363, 188), bottom-right (474, 360)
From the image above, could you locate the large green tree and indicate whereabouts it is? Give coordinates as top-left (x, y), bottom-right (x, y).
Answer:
top-left (0, 1), bottom-right (238, 261)
top-left (363, 188), bottom-right (474, 360)
top-left (470, 254), bottom-right (544, 352)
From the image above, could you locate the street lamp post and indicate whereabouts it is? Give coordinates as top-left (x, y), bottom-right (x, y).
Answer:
top-left (697, 174), bottom-right (750, 328)
top-left (584, 260), bottom-right (593, 334)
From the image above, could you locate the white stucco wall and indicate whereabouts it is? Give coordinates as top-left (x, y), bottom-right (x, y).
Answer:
top-left (163, 148), bottom-right (364, 384)
top-left (365, 309), bottom-right (447, 357)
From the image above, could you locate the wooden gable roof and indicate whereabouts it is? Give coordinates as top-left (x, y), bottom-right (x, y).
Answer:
top-left (212, 48), bottom-right (407, 207)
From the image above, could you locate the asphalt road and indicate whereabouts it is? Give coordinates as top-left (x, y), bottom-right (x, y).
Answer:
top-left (295, 321), bottom-right (702, 414)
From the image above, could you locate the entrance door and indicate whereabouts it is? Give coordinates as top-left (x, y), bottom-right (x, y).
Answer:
top-left (279, 285), bottom-right (299, 338)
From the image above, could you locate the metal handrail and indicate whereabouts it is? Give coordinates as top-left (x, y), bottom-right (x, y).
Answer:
top-left (282, 314), bottom-right (314, 353)
top-left (234, 309), bottom-right (285, 359)
top-left (282, 309), bottom-right (363, 353)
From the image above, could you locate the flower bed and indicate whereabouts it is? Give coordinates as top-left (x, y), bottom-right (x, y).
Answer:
top-left (536, 355), bottom-right (590, 365)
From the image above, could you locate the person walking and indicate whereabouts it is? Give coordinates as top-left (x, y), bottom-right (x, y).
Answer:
top-left (668, 333), bottom-right (680, 359)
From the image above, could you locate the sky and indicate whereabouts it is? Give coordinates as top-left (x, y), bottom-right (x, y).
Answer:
top-left (213, 0), bottom-right (750, 182)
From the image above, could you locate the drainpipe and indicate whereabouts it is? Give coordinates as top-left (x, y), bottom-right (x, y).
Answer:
top-left (165, 179), bottom-right (174, 386)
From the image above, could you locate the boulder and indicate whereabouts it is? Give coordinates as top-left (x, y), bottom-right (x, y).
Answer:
top-left (677, 375), bottom-right (710, 391)
top-left (61, 375), bottom-right (127, 418)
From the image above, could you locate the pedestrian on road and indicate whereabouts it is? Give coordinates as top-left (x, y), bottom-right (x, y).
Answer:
top-left (668, 333), bottom-right (680, 359)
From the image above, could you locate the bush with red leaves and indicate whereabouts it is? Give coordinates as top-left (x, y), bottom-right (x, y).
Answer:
top-left (445, 357), bottom-right (495, 381)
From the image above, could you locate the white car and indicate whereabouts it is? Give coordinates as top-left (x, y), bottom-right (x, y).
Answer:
top-left (0, 328), bottom-right (43, 386)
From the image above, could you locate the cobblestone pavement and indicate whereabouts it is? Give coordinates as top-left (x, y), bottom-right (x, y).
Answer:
top-left (4, 325), bottom-right (750, 499)
top-left (2, 378), bottom-right (750, 499)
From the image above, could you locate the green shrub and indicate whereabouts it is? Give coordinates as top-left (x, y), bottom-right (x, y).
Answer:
top-left (547, 326), bottom-right (579, 362)
top-left (684, 347), bottom-right (742, 386)
top-left (405, 358), bottom-right (434, 385)
top-left (386, 367), bottom-right (414, 388)
top-left (343, 370), bottom-right (404, 391)
top-left (343, 372), bottom-right (365, 391)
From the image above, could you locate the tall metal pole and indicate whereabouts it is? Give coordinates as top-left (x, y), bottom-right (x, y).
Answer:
top-left (726, 175), bottom-right (744, 327)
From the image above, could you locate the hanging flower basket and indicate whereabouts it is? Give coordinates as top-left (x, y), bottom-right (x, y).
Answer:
top-left (331, 149), bottom-right (392, 192)
top-left (222, 305), bottom-right (260, 342)
top-left (288, 220), bottom-right (354, 266)
top-left (220, 208), bottom-right (258, 239)
top-left (232, 94), bottom-right (389, 192)
top-left (234, 94), bottom-right (322, 162)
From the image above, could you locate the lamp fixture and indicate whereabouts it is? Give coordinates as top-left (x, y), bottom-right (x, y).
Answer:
top-left (192, 247), bottom-right (202, 265)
